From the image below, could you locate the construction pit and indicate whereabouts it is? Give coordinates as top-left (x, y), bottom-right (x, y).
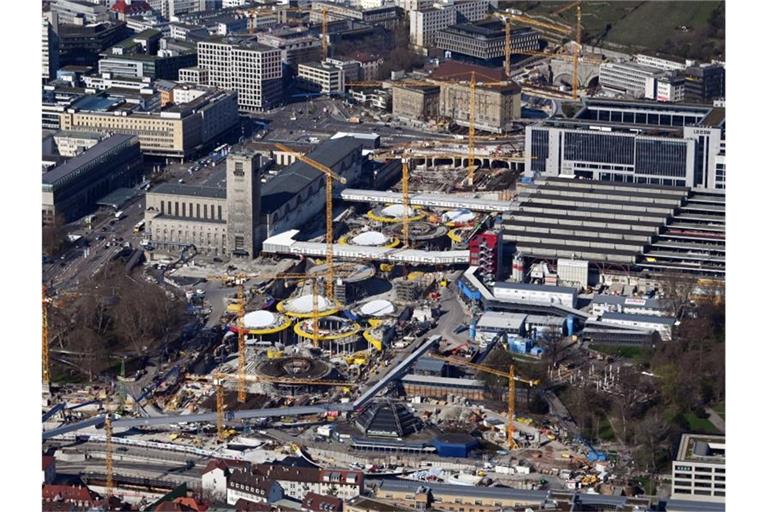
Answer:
top-left (306, 261), bottom-right (379, 304)
top-left (383, 221), bottom-right (449, 250)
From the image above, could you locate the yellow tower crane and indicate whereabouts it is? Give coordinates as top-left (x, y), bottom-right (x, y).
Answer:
top-left (321, 8), bottom-right (329, 59)
top-left (431, 355), bottom-right (539, 450)
top-left (42, 287), bottom-right (50, 386)
top-left (104, 413), bottom-right (113, 498)
top-left (208, 271), bottom-right (327, 402)
top-left (274, 143), bottom-right (347, 300)
top-left (192, 372), bottom-right (356, 440)
top-left (508, 2), bottom-right (583, 99)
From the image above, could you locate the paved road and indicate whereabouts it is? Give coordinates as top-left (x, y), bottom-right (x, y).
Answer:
top-left (705, 407), bottom-right (726, 433)
top-left (44, 191), bottom-right (147, 292)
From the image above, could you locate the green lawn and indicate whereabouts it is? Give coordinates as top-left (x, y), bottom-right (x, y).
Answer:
top-left (589, 344), bottom-right (653, 364)
top-left (500, 1), bottom-right (725, 60)
top-left (711, 401), bottom-right (725, 420)
top-left (683, 412), bottom-right (720, 435)
top-left (598, 416), bottom-right (615, 442)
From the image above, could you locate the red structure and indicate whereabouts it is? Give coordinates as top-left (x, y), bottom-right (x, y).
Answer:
top-left (111, 0), bottom-right (152, 17)
top-left (469, 231), bottom-right (502, 284)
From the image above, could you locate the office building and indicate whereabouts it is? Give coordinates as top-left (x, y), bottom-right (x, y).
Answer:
top-left (178, 66), bottom-right (209, 84)
top-left (311, 3), bottom-right (399, 30)
top-left (297, 62), bottom-right (345, 94)
top-left (435, 21), bottom-right (538, 65)
top-left (257, 27), bottom-right (323, 73)
top-left (655, 72), bottom-right (687, 103)
top-left (599, 61), bottom-right (660, 98)
top-left (197, 36), bottom-right (283, 111)
top-left (51, 0), bottom-right (110, 25)
top-left (42, 15), bottom-right (61, 83)
top-left (439, 80), bottom-right (521, 133)
top-left (42, 134), bottom-right (143, 224)
top-left (671, 434), bottom-right (726, 502)
top-left (684, 64), bottom-right (725, 103)
top-left (409, 0), bottom-right (490, 50)
top-left (59, 88), bottom-right (239, 159)
top-left (391, 83), bottom-right (440, 122)
top-left (524, 98), bottom-right (726, 190)
top-left (57, 22), bottom-right (132, 67)
top-left (396, 0), bottom-right (434, 12)
top-left (97, 47), bottom-right (198, 80)
top-left (636, 53), bottom-right (690, 72)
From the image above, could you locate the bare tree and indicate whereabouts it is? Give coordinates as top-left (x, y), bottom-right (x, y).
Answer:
top-left (657, 272), bottom-right (698, 318)
top-left (43, 214), bottom-right (67, 256)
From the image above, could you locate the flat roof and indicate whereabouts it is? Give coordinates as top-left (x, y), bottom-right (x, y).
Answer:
top-left (42, 134), bottom-right (137, 187)
top-left (477, 311), bottom-right (527, 330)
top-left (151, 182), bottom-right (226, 199)
top-left (261, 137), bottom-right (362, 213)
top-left (592, 294), bottom-right (670, 309)
top-left (602, 311), bottom-right (676, 325)
top-left (400, 374), bottom-right (484, 388)
top-left (96, 187), bottom-right (137, 209)
top-left (494, 282), bottom-right (578, 295)
top-left (375, 479), bottom-right (549, 502)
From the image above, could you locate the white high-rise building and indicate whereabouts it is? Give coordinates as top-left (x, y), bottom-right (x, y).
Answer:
top-left (197, 36), bottom-right (283, 111)
top-left (671, 434), bottom-right (726, 503)
top-left (42, 15), bottom-right (60, 82)
top-left (409, 0), bottom-right (489, 50)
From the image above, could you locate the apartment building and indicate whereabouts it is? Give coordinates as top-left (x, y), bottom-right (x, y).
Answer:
top-left (197, 36), bottom-right (283, 111)
top-left (671, 434), bottom-right (726, 502)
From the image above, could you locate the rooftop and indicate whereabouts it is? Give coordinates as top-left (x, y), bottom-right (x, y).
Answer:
top-left (42, 134), bottom-right (138, 187)
top-left (494, 281), bottom-right (579, 296)
top-left (261, 137), bottom-right (362, 213)
top-left (374, 479), bottom-right (549, 503)
top-left (150, 182), bottom-right (227, 199)
top-left (476, 311), bottom-right (528, 330)
top-left (676, 433), bottom-right (725, 463)
top-left (601, 311), bottom-right (677, 325)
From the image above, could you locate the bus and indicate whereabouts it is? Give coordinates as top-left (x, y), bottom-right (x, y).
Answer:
top-left (133, 220), bottom-right (145, 233)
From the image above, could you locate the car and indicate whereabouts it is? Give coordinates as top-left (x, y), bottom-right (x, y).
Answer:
top-left (95, 235), bottom-right (105, 241)
top-left (101, 226), bottom-right (108, 231)
top-left (109, 220), bottom-right (116, 226)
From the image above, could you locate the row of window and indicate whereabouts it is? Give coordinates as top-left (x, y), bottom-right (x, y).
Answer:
top-left (159, 200), bottom-right (224, 220)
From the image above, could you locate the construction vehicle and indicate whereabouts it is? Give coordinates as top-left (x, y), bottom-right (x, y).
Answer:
top-left (274, 143), bottom-right (347, 300)
top-left (430, 354), bottom-right (539, 450)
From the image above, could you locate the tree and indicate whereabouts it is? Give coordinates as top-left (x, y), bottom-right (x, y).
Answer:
top-left (657, 272), bottom-right (698, 319)
top-left (43, 214), bottom-right (67, 256)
